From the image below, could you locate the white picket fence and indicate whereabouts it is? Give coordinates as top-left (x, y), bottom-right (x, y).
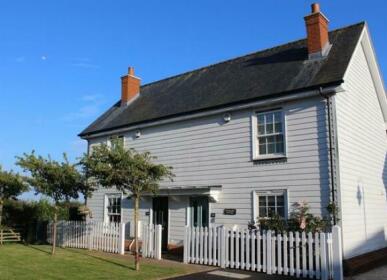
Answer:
top-left (184, 225), bottom-right (343, 280)
top-left (47, 220), bottom-right (125, 254)
top-left (141, 223), bottom-right (162, 260)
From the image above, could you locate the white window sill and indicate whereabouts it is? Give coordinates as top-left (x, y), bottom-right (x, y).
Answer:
top-left (252, 154), bottom-right (287, 161)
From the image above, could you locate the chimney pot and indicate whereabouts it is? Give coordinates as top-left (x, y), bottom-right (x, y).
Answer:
top-left (128, 66), bottom-right (135, 76)
top-left (311, 3), bottom-right (320, 13)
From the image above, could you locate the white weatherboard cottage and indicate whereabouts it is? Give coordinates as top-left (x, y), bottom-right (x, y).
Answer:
top-left (80, 4), bottom-right (387, 260)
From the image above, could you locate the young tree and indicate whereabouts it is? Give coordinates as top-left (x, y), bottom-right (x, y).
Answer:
top-left (80, 139), bottom-right (173, 271)
top-left (16, 152), bottom-right (88, 255)
top-left (0, 166), bottom-right (28, 227)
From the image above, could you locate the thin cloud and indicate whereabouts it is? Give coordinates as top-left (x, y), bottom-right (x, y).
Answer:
top-left (72, 57), bottom-right (100, 69)
top-left (72, 62), bottom-right (100, 69)
top-left (81, 94), bottom-right (103, 102)
top-left (41, 55), bottom-right (47, 60)
top-left (62, 94), bottom-right (105, 122)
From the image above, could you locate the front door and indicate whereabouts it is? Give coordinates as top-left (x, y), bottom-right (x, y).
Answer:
top-left (190, 197), bottom-right (209, 227)
top-left (152, 197), bottom-right (168, 251)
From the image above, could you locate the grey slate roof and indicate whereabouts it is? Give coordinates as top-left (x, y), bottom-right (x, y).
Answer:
top-left (80, 22), bottom-right (365, 137)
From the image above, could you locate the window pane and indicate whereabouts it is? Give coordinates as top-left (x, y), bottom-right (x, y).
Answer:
top-left (275, 143), bottom-right (284, 153)
top-left (266, 115), bottom-right (274, 134)
top-left (274, 112), bottom-right (282, 122)
top-left (258, 115), bottom-right (265, 125)
top-left (268, 143), bottom-right (275, 154)
top-left (277, 207), bottom-right (285, 218)
top-left (276, 195), bottom-right (284, 206)
top-left (258, 137), bottom-right (267, 155)
top-left (275, 122), bottom-right (282, 133)
top-left (268, 196), bottom-right (275, 206)
top-left (266, 136), bottom-right (275, 154)
top-left (274, 112), bottom-right (282, 132)
top-left (258, 124), bottom-right (265, 135)
top-left (259, 207), bottom-right (267, 217)
top-left (259, 196), bottom-right (266, 207)
top-left (268, 207), bottom-right (276, 217)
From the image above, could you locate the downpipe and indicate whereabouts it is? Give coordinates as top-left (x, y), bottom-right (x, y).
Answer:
top-left (319, 87), bottom-right (337, 225)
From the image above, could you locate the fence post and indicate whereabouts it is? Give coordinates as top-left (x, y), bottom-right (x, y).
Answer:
top-left (266, 230), bottom-right (272, 275)
top-left (119, 222), bottom-right (125, 255)
top-left (332, 226), bottom-right (343, 280)
top-left (155, 224), bottom-right (162, 260)
top-left (88, 221), bottom-right (92, 250)
top-left (220, 226), bottom-right (226, 268)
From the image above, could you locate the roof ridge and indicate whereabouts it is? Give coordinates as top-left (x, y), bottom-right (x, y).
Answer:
top-left (140, 21), bottom-right (365, 90)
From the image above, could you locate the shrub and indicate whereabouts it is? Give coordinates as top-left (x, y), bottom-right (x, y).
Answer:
top-left (251, 201), bottom-right (330, 233)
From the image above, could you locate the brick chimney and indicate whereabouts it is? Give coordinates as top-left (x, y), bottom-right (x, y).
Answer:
top-left (121, 67), bottom-right (140, 106)
top-left (304, 3), bottom-right (331, 59)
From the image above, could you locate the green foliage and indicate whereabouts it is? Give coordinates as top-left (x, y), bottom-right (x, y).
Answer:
top-left (0, 166), bottom-right (29, 225)
top-left (326, 202), bottom-right (340, 225)
top-left (79, 139), bottom-right (174, 197)
top-left (257, 213), bottom-right (287, 232)
top-left (2, 199), bottom-right (83, 225)
top-left (0, 166), bottom-right (29, 201)
top-left (16, 152), bottom-right (88, 203)
top-left (252, 201), bottom-right (330, 233)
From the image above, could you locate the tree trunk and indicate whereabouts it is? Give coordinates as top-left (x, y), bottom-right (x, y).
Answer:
top-left (51, 208), bottom-right (57, 255)
top-left (134, 195), bottom-right (140, 271)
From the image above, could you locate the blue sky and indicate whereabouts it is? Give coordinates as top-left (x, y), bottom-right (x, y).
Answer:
top-left (1, 1), bottom-right (386, 199)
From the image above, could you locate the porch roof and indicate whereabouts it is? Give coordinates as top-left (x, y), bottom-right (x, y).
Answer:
top-left (143, 185), bottom-right (222, 202)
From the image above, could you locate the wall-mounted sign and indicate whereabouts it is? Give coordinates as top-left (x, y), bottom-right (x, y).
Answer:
top-left (145, 211), bottom-right (150, 216)
top-left (210, 213), bottom-right (216, 218)
top-left (223, 208), bottom-right (236, 215)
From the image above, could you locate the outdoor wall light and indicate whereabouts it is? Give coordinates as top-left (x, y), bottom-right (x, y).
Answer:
top-left (223, 113), bottom-right (231, 123)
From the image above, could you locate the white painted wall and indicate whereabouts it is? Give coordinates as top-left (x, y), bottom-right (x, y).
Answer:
top-left (87, 95), bottom-right (331, 245)
top-left (336, 31), bottom-right (387, 258)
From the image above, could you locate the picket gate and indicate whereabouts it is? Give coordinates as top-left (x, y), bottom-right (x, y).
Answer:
top-left (184, 225), bottom-right (343, 280)
top-left (47, 220), bottom-right (125, 254)
top-left (141, 224), bottom-right (162, 260)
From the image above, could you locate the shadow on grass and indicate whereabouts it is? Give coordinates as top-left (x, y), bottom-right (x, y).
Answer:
top-left (65, 248), bottom-right (136, 271)
top-left (25, 244), bottom-right (52, 256)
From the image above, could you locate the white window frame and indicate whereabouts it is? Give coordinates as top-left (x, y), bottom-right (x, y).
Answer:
top-left (104, 193), bottom-right (123, 223)
top-left (252, 189), bottom-right (288, 223)
top-left (107, 135), bottom-right (125, 148)
top-left (251, 109), bottom-right (287, 160)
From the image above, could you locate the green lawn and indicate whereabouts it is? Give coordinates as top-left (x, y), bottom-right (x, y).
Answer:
top-left (0, 244), bottom-right (195, 280)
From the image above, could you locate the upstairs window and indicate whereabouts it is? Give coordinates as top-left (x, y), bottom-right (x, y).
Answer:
top-left (252, 110), bottom-right (286, 159)
top-left (109, 135), bottom-right (124, 149)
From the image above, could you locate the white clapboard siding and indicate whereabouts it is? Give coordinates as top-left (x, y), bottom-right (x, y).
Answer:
top-left (47, 220), bottom-right (125, 255)
top-left (184, 226), bottom-right (343, 280)
top-left (88, 96), bottom-right (332, 245)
